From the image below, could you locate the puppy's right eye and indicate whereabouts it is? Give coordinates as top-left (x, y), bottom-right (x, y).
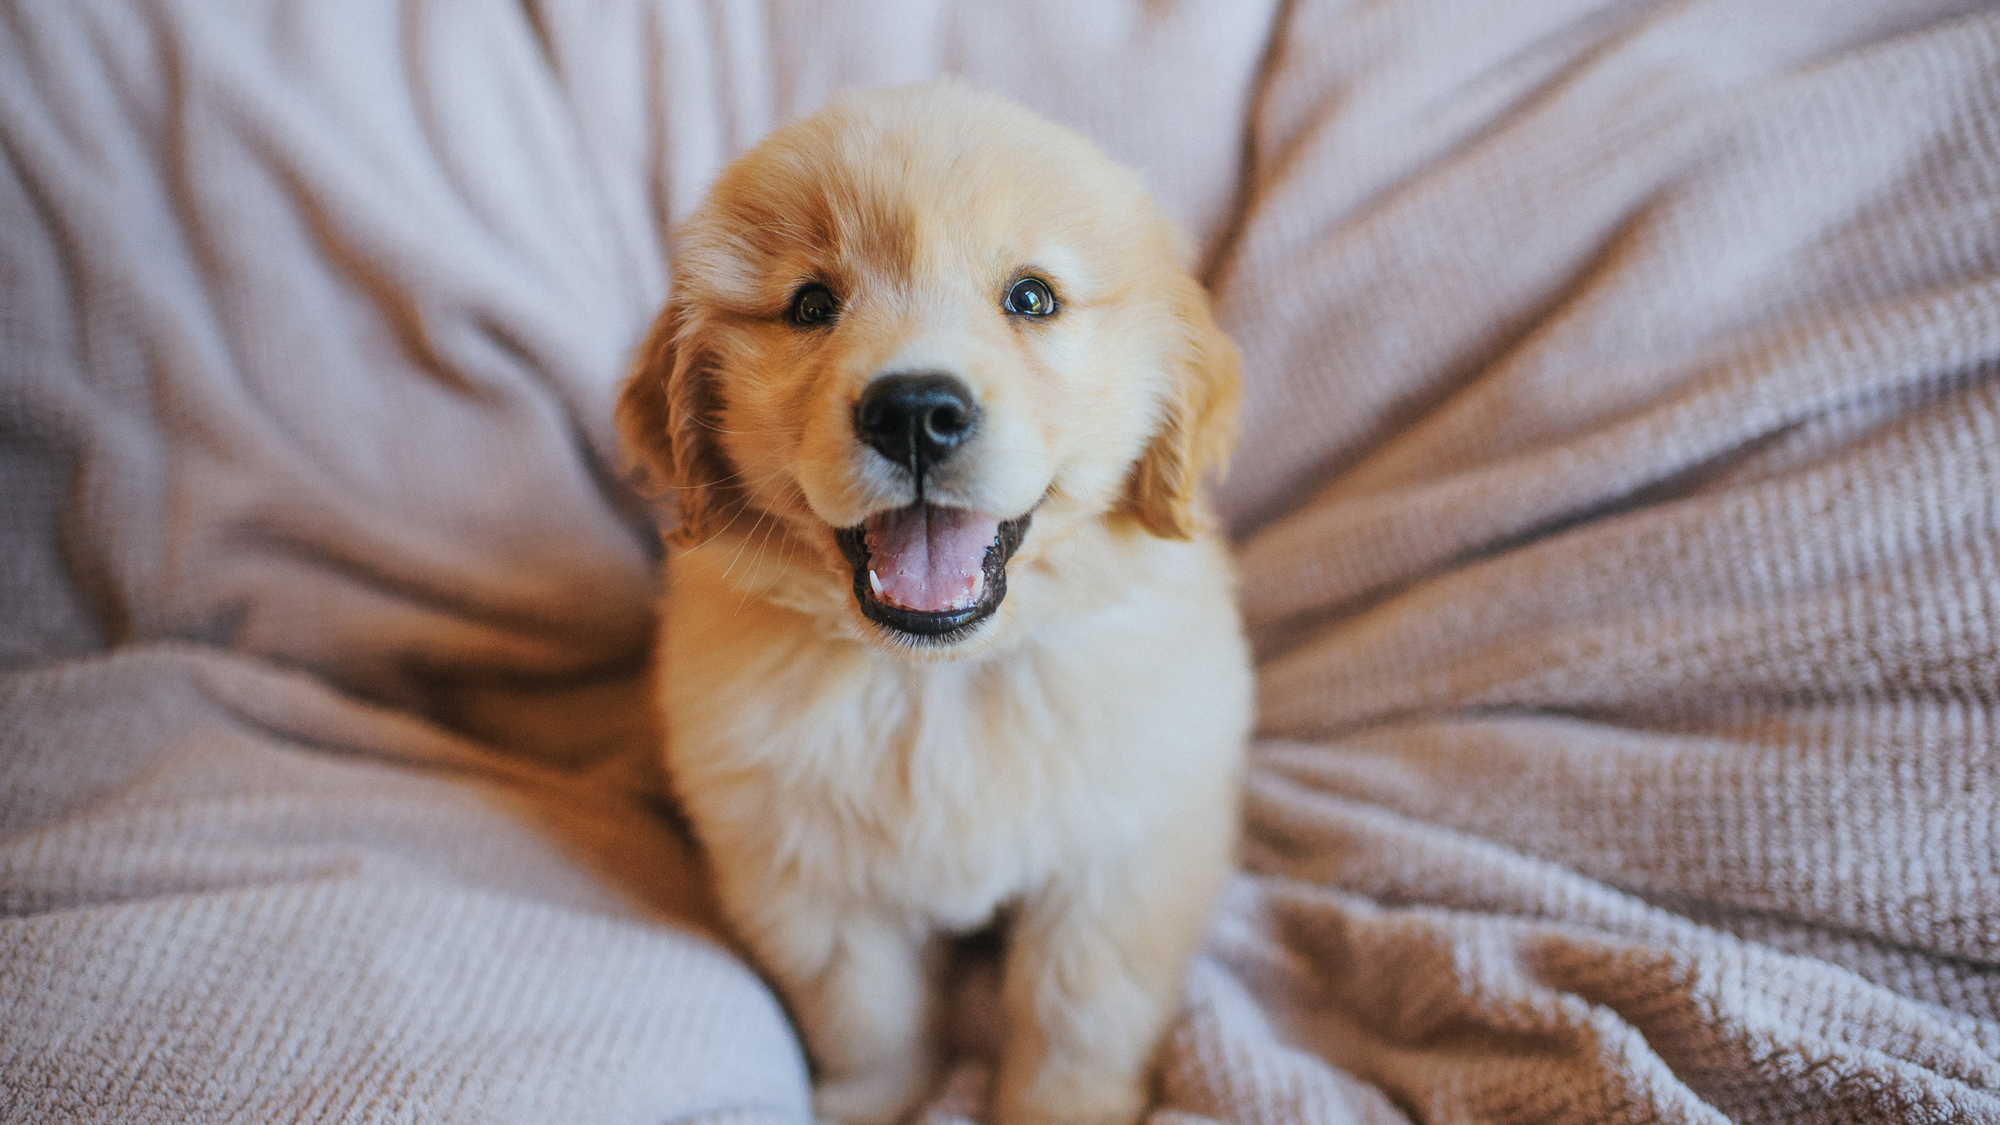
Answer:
top-left (790, 284), bottom-right (839, 327)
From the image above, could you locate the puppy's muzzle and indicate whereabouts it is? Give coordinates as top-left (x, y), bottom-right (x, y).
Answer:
top-left (841, 372), bottom-right (1029, 644)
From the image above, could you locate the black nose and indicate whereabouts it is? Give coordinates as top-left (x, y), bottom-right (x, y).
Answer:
top-left (855, 373), bottom-right (979, 473)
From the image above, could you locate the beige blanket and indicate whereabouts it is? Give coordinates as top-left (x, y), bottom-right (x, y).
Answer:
top-left (3, 2), bottom-right (1995, 1122)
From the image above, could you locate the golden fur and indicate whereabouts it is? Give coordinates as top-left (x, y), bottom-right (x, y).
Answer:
top-left (618, 81), bottom-right (1252, 1125)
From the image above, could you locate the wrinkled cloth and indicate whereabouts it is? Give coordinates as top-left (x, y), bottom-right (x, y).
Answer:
top-left (3, 2), bottom-right (1996, 1123)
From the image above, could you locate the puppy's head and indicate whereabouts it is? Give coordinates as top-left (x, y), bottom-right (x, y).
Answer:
top-left (619, 81), bottom-right (1239, 655)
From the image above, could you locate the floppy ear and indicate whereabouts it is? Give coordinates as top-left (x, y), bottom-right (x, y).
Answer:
top-left (1119, 274), bottom-right (1243, 540)
top-left (616, 297), bottom-right (732, 548)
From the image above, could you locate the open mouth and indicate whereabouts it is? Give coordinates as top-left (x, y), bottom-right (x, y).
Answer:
top-left (834, 504), bottom-right (1033, 642)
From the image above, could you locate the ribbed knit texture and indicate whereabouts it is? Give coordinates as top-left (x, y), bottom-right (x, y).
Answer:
top-left (3, 1), bottom-right (1995, 1122)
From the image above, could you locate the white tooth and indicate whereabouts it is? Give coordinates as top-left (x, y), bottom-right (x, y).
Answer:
top-left (970, 571), bottom-right (985, 601)
top-left (868, 568), bottom-right (883, 597)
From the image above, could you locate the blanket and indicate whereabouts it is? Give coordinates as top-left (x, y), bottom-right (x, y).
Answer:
top-left (3, 1), bottom-right (1996, 1122)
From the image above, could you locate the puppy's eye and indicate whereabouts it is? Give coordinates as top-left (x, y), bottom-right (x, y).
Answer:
top-left (790, 284), bottom-right (839, 327)
top-left (1004, 277), bottom-right (1056, 317)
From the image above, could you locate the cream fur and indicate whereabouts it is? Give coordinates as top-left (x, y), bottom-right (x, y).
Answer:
top-left (619, 81), bottom-right (1253, 1125)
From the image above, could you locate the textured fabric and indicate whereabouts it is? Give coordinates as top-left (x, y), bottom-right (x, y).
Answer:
top-left (3, 1), bottom-right (1997, 1123)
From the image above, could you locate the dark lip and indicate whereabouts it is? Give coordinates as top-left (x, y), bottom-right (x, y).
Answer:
top-left (833, 508), bottom-right (1034, 643)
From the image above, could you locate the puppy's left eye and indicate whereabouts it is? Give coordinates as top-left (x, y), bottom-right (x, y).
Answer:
top-left (1004, 277), bottom-right (1056, 317)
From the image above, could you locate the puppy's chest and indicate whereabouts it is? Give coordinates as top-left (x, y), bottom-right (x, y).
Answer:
top-left (676, 640), bottom-right (1142, 924)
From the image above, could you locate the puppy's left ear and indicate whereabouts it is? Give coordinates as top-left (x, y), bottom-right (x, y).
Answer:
top-left (1120, 273), bottom-right (1243, 540)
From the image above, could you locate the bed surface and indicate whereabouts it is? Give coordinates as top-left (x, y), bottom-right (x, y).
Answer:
top-left (4, 2), bottom-right (1997, 1121)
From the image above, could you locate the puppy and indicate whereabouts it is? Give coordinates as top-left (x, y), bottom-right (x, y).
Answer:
top-left (617, 81), bottom-right (1252, 1125)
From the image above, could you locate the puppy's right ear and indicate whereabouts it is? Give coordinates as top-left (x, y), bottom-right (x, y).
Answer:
top-left (617, 297), bottom-right (731, 548)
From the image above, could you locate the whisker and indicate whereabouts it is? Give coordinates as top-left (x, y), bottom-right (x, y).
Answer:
top-left (692, 418), bottom-right (794, 437)
top-left (682, 501), bottom-right (752, 554)
top-left (736, 497), bottom-right (794, 616)
top-left (669, 458), bottom-right (796, 495)
top-left (719, 505), bottom-right (773, 584)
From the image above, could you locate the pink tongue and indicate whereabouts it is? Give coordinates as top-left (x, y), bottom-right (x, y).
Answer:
top-left (863, 505), bottom-right (1002, 613)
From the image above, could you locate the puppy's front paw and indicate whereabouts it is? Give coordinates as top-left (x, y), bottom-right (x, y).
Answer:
top-left (813, 1063), bottom-right (933, 1125)
top-left (995, 1071), bottom-right (1146, 1125)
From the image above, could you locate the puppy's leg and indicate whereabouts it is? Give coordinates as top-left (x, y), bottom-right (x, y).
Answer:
top-left (994, 815), bottom-right (1232, 1125)
top-left (734, 898), bottom-right (943, 1125)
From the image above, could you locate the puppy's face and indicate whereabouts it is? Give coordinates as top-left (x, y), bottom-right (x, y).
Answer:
top-left (620, 83), bottom-right (1238, 656)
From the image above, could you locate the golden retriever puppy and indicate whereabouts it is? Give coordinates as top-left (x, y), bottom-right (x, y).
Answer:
top-left (617, 81), bottom-right (1252, 1125)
